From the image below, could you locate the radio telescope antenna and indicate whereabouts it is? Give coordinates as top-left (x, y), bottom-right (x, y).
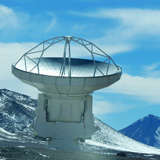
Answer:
top-left (12, 36), bottom-right (122, 150)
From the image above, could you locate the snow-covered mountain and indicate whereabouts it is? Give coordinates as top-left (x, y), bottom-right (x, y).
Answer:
top-left (0, 88), bottom-right (160, 159)
top-left (119, 114), bottom-right (160, 148)
top-left (0, 89), bottom-right (36, 134)
top-left (85, 118), bottom-right (160, 154)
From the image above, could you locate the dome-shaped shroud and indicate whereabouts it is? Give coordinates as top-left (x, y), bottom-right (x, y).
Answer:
top-left (12, 36), bottom-right (122, 95)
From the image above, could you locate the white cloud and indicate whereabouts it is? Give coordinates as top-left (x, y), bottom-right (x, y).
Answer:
top-left (72, 24), bottom-right (88, 33)
top-left (95, 43), bottom-right (134, 55)
top-left (0, 42), bottom-right (42, 98)
top-left (0, 42), bottom-right (36, 77)
top-left (0, 42), bottom-right (38, 97)
top-left (93, 100), bottom-right (127, 115)
top-left (71, 8), bottom-right (160, 53)
top-left (1, 42), bottom-right (159, 106)
top-left (0, 4), bottom-right (58, 40)
top-left (103, 73), bottom-right (160, 104)
top-left (74, 8), bottom-right (160, 36)
top-left (0, 4), bottom-right (20, 30)
top-left (142, 63), bottom-right (160, 78)
top-left (45, 18), bottom-right (56, 32)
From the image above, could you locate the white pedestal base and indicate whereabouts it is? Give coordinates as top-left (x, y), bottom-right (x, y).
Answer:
top-left (34, 93), bottom-right (95, 150)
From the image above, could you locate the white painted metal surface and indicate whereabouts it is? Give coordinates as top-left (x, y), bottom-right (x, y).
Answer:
top-left (12, 36), bottom-right (122, 150)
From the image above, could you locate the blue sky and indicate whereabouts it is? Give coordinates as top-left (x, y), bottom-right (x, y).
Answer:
top-left (0, 0), bottom-right (160, 130)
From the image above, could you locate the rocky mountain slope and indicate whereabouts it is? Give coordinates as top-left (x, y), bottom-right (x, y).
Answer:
top-left (119, 114), bottom-right (160, 148)
top-left (0, 89), bottom-right (36, 133)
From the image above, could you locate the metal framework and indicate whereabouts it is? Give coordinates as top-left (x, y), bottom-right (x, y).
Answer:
top-left (14, 36), bottom-right (120, 77)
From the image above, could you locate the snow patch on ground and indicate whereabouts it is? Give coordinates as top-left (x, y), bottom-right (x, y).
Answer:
top-left (0, 128), bottom-right (16, 136)
top-left (19, 103), bottom-right (35, 111)
top-left (154, 126), bottom-right (160, 147)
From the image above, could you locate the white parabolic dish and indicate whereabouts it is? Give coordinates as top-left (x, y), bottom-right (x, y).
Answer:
top-left (12, 36), bottom-right (122, 96)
